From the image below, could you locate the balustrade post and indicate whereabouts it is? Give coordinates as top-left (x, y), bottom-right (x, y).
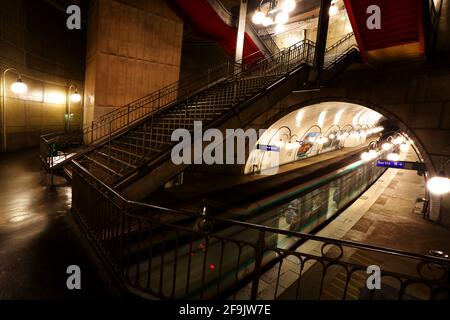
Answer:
top-left (250, 230), bottom-right (266, 299)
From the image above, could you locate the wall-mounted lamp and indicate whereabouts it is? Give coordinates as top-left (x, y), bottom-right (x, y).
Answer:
top-left (2, 68), bottom-right (29, 151)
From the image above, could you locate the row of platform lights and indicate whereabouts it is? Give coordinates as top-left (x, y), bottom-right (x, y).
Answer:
top-left (359, 131), bottom-right (450, 196)
top-left (252, 0), bottom-right (340, 33)
top-left (274, 124), bottom-right (384, 151)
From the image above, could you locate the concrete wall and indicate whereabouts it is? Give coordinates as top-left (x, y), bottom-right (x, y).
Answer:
top-left (84, 0), bottom-right (184, 125)
top-left (0, 0), bottom-right (86, 151)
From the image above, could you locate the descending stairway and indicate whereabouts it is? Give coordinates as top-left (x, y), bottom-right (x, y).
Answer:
top-left (76, 40), bottom-right (317, 189)
top-left (67, 35), bottom-right (359, 201)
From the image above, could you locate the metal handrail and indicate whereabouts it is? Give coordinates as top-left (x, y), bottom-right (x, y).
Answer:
top-left (71, 160), bottom-right (448, 264)
top-left (71, 159), bottom-right (450, 300)
top-left (90, 40), bottom-right (316, 185)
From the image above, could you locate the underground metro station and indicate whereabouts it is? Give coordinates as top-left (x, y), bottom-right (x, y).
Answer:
top-left (0, 0), bottom-right (450, 304)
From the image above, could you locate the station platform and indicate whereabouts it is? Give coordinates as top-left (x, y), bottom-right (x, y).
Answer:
top-left (234, 150), bottom-right (450, 299)
top-left (0, 149), bottom-right (122, 299)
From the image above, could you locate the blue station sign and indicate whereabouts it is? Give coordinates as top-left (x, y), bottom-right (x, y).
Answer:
top-left (257, 144), bottom-right (280, 152)
top-left (377, 160), bottom-right (426, 175)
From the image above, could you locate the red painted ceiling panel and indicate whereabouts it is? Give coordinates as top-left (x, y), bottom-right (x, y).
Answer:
top-left (344, 0), bottom-right (424, 54)
top-left (166, 0), bottom-right (265, 64)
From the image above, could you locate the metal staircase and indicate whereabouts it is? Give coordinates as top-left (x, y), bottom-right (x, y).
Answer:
top-left (41, 34), bottom-right (359, 193)
top-left (76, 40), bottom-right (316, 187)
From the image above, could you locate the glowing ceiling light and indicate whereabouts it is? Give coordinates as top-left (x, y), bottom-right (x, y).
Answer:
top-left (11, 78), bottom-right (28, 94)
top-left (329, 3), bottom-right (339, 16)
top-left (382, 142), bottom-right (393, 151)
top-left (387, 152), bottom-right (400, 161)
top-left (262, 16), bottom-right (274, 27)
top-left (275, 11), bottom-right (289, 25)
top-left (400, 143), bottom-right (409, 152)
top-left (427, 176), bottom-right (450, 195)
top-left (361, 152), bottom-right (371, 161)
top-left (368, 149), bottom-right (378, 158)
top-left (393, 136), bottom-right (406, 145)
top-left (252, 10), bottom-right (265, 24)
top-left (275, 23), bottom-right (286, 34)
top-left (281, 0), bottom-right (296, 13)
top-left (329, 133), bottom-right (336, 140)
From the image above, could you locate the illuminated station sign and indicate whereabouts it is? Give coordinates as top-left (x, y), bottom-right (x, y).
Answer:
top-left (377, 160), bottom-right (426, 175)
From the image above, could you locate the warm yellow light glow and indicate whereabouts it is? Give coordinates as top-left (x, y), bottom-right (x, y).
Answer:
top-left (427, 176), bottom-right (450, 195)
top-left (44, 91), bottom-right (66, 104)
top-left (382, 142), bottom-right (393, 151)
top-left (262, 17), bottom-right (274, 27)
top-left (11, 79), bottom-right (28, 94)
top-left (275, 11), bottom-right (289, 25)
top-left (318, 111), bottom-right (327, 128)
top-left (275, 24), bottom-right (286, 34)
top-left (281, 0), bottom-right (296, 13)
top-left (387, 152), bottom-right (400, 161)
top-left (400, 143), bottom-right (409, 152)
top-left (329, 4), bottom-right (339, 16)
top-left (70, 92), bottom-right (82, 103)
top-left (252, 10), bottom-right (265, 24)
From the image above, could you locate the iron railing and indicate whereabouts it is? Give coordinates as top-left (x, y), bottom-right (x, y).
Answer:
top-left (71, 160), bottom-right (450, 300)
top-left (73, 40), bottom-right (316, 186)
top-left (324, 32), bottom-right (357, 68)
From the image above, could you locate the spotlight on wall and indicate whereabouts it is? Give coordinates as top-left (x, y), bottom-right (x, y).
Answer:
top-left (11, 77), bottom-right (28, 94)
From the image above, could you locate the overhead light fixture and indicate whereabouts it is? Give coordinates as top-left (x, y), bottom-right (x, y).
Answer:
top-left (281, 0), bottom-right (296, 13)
top-left (275, 11), bottom-right (289, 25)
top-left (11, 77), bottom-right (28, 94)
top-left (275, 23), bottom-right (285, 33)
top-left (382, 142), bottom-right (393, 151)
top-left (262, 16), bottom-right (274, 27)
top-left (427, 176), bottom-right (450, 195)
top-left (387, 152), bottom-right (400, 161)
top-left (252, 9), bottom-right (265, 25)
top-left (329, 2), bottom-right (339, 16)
top-left (400, 143), bottom-right (409, 152)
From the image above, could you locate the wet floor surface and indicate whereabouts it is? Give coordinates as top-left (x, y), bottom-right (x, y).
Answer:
top-left (0, 149), bottom-right (122, 299)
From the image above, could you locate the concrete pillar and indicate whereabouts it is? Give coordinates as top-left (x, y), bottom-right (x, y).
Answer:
top-left (235, 0), bottom-right (248, 63)
top-left (314, 0), bottom-right (332, 70)
top-left (84, 0), bottom-right (184, 125)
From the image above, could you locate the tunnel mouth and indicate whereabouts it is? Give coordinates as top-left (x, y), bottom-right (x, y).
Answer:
top-left (245, 101), bottom-right (386, 174)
